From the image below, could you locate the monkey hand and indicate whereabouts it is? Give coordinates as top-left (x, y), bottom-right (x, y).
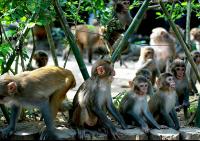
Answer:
top-left (0, 126), bottom-right (14, 139)
top-left (182, 100), bottom-right (190, 108)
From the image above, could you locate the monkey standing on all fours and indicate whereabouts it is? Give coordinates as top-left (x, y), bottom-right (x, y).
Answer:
top-left (119, 75), bottom-right (167, 133)
top-left (0, 66), bottom-right (76, 140)
top-left (70, 59), bottom-right (127, 140)
top-left (148, 72), bottom-right (180, 130)
top-left (170, 58), bottom-right (190, 119)
top-left (186, 50), bottom-right (200, 95)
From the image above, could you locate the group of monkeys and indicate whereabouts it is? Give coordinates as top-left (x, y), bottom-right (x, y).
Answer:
top-left (0, 44), bottom-right (200, 140)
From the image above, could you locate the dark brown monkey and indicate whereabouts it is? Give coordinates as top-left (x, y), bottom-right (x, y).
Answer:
top-left (0, 66), bottom-right (76, 139)
top-left (135, 46), bottom-right (160, 85)
top-left (186, 50), bottom-right (200, 95)
top-left (170, 59), bottom-right (190, 118)
top-left (71, 59), bottom-right (127, 139)
top-left (70, 24), bottom-right (107, 64)
top-left (27, 50), bottom-right (49, 70)
top-left (119, 75), bottom-right (165, 133)
top-left (148, 72), bottom-right (180, 130)
top-left (190, 27), bottom-right (200, 51)
top-left (150, 27), bottom-right (176, 73)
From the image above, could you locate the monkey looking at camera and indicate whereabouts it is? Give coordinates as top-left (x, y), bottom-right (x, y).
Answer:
top-left (186, 50), bottom-right (200, 95)
top-left (148, 72), bottom-right (180, 130)
top-left (170, 59), bottom-right (190, 119)
top-left (71, 59), bottom-right (127, 140)
top-left (0, 66), bottom-right (76, 140)
top-left (119, 75), bottom-right (166, 133)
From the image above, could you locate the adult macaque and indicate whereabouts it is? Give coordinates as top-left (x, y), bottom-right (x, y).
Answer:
top-left (0, 66), bottom-right (76, 139)
top-left (170, 59), bottom-right (190, 118)
top-left (27, 50), bottom-right (49, 70)
top-left (135, 46), bottom-right (160, 85)
top-left (69, 24), bottom-right (107, 64)
top-left (148, 72), bottom-right (180, 130)
top-left (150, 27), bottom-right (176, 72)
top-left (71, 59), bottom-right (127, 139)
top-left (119, 75), bottom-right (165, 133)
top-left (190, 27), bottom-right (200, 51)
top-left (186, 50), bottom-right (200, 95)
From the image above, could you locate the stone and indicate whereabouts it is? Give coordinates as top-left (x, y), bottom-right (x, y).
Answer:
top-left (179, 127), bottom-right (200, 140)
top-left (149, 128), bottom-right (180, 140)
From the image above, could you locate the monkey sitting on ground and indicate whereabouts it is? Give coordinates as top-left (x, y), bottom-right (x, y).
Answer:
top-left (190, 27), bottom-right (200, 51)
top-left (119, 75), bottom-right (166, 133)
top-left (170, 58), bottom-right (190, 119)
top-left (148, 72), bottom-right (180, 130)
top-left (150, 27), bottom-right (176, 73)
top-left (27, 50), bottom-right (49, 70)
top-left (135, 46), bottom-right (160, 85)
top-left (186, 50), bottom-right (200, 95)
top-left (70, 59), bottom-right (127, 140)
top-left (0, 66), bottom-right (76, 140)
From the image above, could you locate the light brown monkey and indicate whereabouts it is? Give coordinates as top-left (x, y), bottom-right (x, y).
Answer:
top-left (186, 50), bottom-right (200, 95)
top-left (0, 66), bottom-right (76, 140)
top-left (135, 46), bottom-right (160, 85)
top-left (190, 27), bottom-right (200, 51)
top-left (27, 50), bottom-right (49, 71)
top-left (150, 27), bottom-right (176, 72)
top-left (71, 59), bottom-right (127, 140)
top-left (119, 75), bottom-right (165, 133)
top-left (69, 24), bottom-right (107, 64)
top-left (148, 72), bottom-right (180, 130)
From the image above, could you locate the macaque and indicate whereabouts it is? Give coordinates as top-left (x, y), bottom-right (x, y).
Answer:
top-left (148, 72), bottom-right (180, 130)
top-left (190, 27), bottom-right (200, 51)
top-left (119, 75), bottom-right (164, 133)
top-left (135, 46), bottom-right (160, 85)
top-left (135, 68), bottom-right (155, 96)
top-left (186, 50), bottom-right (200, 95)
top-left (27, 50), bottom-right (49, 70)
top-left (69, 24), bottom-right (107, 64)
top-left (0, 66), bottom-right (76, 139)
top-left (170, 58), bottom-right (190, 118)
top-left (150, 27), bottom-right (176, 72)
top-left (71, 59), bottom-right (127, 139)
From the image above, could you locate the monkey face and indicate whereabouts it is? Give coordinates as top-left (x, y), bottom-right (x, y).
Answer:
top-left (138, 82), bottom-right (148, 96)
top-left (193, 52), bottom-right (200, 64)
top-left (166, 76), bottom-right (176, 89)
top-left (174, 65), bottom-right (185, 80)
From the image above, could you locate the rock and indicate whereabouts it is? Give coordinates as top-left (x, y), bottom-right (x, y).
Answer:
top-left (55, 127), bottom-right (76, 140)
top-left (117, 128), bottom-right (148, 140)
top-left (149, 128), bottom-right (179, 140)
top-left (10, 122), bottom-right (40, 140)
top-left (179, 127), bottom-right (200, 140)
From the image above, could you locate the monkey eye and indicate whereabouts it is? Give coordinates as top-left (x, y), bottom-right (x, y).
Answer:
top-left (175, 67), bottom-right (185, 71)
top-left (139, 84), bottom-right (148, 88)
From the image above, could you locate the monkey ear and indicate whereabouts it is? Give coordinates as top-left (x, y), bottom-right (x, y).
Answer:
top-left (7, 82), bottom-right (17, 95)
top-left (128, 81), bottom-right (133, 88)
top-left (96, 66), bottom-right (105, 76)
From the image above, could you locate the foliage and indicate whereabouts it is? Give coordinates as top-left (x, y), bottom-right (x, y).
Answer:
top-left (113, 90), bottom-right (128, 109)
top-left (156, 1), bottom-right (200, 21)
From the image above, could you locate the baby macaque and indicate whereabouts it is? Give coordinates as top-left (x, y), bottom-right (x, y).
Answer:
top-left (148, 72), bottom-right (180, 130)
top-left (71, 59), bottom-right (127, 139)
top-left (150, 27), bottom-right (176, 72)
top-left (0, 66), bottom-right (76, 139)
top-left (119, 75), bottom-right (165, 133)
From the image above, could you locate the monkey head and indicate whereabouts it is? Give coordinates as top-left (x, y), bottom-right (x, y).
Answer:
top-left (129, 75), bottom-right (149, 96)
top-left (190, 28), bottom-right (200, 41)
top-left (170, 59), bottom-right (186, 80)
top-left (156, 72), bottom-right (176, 91)
top-left (191, 50), bottom-right (200, 65)
top-left (141, 47), bottom-right (155, 61)
top-left (136, 68), bottom-right (152, 81)
top-left (91, 59), bottom-right (115, 82)
top-left (33, 50), bottom-right (49, 68)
